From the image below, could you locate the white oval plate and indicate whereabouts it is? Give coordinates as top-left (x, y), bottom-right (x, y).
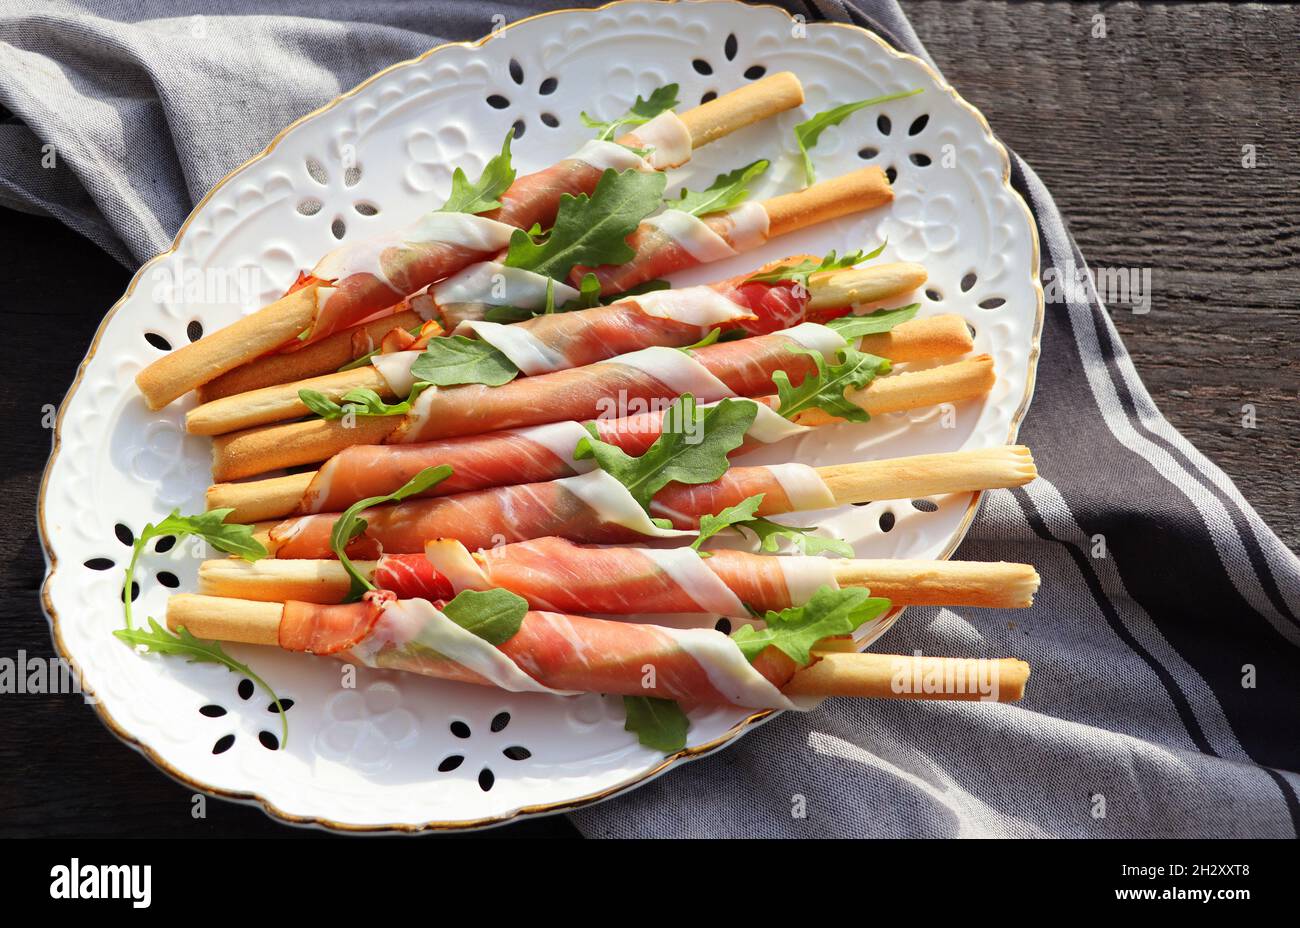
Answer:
top-left (40, 0), bottom-right (1042, 831)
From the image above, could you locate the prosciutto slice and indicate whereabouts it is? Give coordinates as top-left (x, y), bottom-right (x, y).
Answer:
top-left (572, 202), bottom-right (773, 301)
top-left (270, 463), bottom-right (831, 559)
top-left (298, 422), bottom-right (596, 514)
top-left (298, 213), bottom-right (516, 345)
top-left (487, 114), bottom-right (690, 231)
top-left (391, 322), bottom-right (847, 444)
top-left (414, 537), bottom-right (838, 617)
top-left (278, 591), bottom-right (811, 709)
top-left (296, 397), bottom-right (803, 514)
top-left (372, 554), bottom-right (454, 601)
top-left (449, 281), bottom-right (763, 375)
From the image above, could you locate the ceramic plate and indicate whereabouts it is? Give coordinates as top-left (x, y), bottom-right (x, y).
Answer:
top-left (40, 0), bottom-right (1042, 830)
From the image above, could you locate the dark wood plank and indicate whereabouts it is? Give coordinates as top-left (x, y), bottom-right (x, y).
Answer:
top-left (905, 0), bottom-right (1300, 548)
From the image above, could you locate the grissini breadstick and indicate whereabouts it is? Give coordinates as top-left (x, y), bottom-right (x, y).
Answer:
top-left (165, 592), bottom-right (1030, 705)
top-left (189, 366), bottom-right (391, 436)
top-left (185, 260), bottom-right (926, 437)
top-left (763, 167), bottom-right (890, 238)
top-left (780, 652), bottom-right (1030, 702)
top-left (135, 74), bottom-right (806, 410)
top-left (265, 446), bottom-right (1037, 558)
top-left (673, 71), bottom-right (805, 147)
top-left (206, 354), bottom-right (996, 523)
top-left (198, 541), bottom-right (1040, 611)
top-left (209, 313), bottom-right (971, 481)
top-left (792, 353), bottom-right (994, 423)
top-left (208, 473), bottom-right (315, 524)
top-left (137, 285), bottom-right (321, 412)
top-left (197, 304), bottom-right (431, 403)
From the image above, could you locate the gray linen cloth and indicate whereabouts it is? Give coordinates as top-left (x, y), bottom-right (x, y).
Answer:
top-left (5, 0), bottom-right (1297, 837)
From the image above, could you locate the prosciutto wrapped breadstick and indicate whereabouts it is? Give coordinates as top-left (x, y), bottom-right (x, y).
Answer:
top-left (166, 591), bottom-right (1031, 708)
top-left (208, 355), bottom-right (996, 523)
top-left (569, 167), bottom-right (891, 299)
top-left (185, 260), bottom-right (926, 436)
top-left (264, 446), bottom-right (1036, 559)
top-left (487, 71), bottom-right (803, 233)
top-left (210, 314), bottom-right (972, 480)
top-left (199, 537), bottom-right (1041, 613)
top-left (135, 74), bottom-right (805, 410)
top-left (396, 317), bottom-right (969, 443)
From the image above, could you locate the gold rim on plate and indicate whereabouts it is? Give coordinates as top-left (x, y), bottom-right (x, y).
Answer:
top-left (38, 0), bottom-right (1044, 833)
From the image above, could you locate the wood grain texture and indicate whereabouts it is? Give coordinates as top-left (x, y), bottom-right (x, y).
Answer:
top-left (1, 2), bottom-right (1294, 837)
top-left (905, 0), bottom-right (1299, 547)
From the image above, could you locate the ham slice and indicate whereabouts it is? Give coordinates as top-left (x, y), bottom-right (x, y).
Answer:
top-left (390, 322), bottom-right (845, 444)
top-left (296, 394), bottom-right (800, 514)
top-left (298, 422), bottom-right (596, 514)
top-left (304, 242), bottom-right (496, 344)
top-left (372, 554), bottom-right (454, 601)
top-left (416, 537), bottom-right (832, 617)
top-left (271, 463), bottom-right (826, 559)
top-left (426, 274), bottom-right (804, 379)
top-left (451, 280), bottom-right (769, 373)
top-left (280, 593), bottom-right (810, 709)
top-left (487, 159), bottom-right (607, 232)
top-left (572, 202), bottom-right (774, 302)
top-left (279, 595), bottom-right (387, 654)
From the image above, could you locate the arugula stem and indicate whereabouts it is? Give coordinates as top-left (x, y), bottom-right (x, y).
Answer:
top-left (122, 530), bottom-right (154, 631)
top-left (235, 656), bottom-right (289, 747)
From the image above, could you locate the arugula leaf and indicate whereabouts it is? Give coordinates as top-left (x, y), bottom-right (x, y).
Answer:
top-left (573, 394), bottom-right (757, 510)
top-left (825, 303), bottom-right (920, 340)
top-left (732, 586), bottom-right (890, 665)
top-left (480, 304), bottom-right (535, 324)
top-left (299, 383), bottom-right (432, 420)
top-left (691, 493), bottom-right (765, 552)
top-left (623, 696), bottom-right (690, 753)
top-left (330, 465), bottom-right (454, 600)
top-left (676, 327), bottom-right (722, 354)
top-left (122, 509), bottom-right (265, 630)
top-left (440, 588), bottom-right (528, 647)
top-left (115, 619), bottom-right (288, 747)
top-left (740, 516), bottom-right (856, 558)
top-left (504, 168), bottom-right (667, 280)
top-left (407, 335), bottom-right (519, 387)
top-left (581, 84), bottom-right (680, 142)
top-left (746, 243), bottom-right (886, 289)
top-left (690, 492), bottom-right (854, 558)
top-left (672, 159), bottom-right (770, 217)
top-left (438, 128), bottom-right (517, 215)
top-left (568, 273), bottom-right (603, 310)
top-left (795, 88), bottom-right (924, 184)
top-left (772, 345), bottom-right (891, 423)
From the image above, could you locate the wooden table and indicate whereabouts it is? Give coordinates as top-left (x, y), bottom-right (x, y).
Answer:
top-left (1, 1), bottom-right (1294, 837)
top-left (911, 1), bottom-right (1298, 545)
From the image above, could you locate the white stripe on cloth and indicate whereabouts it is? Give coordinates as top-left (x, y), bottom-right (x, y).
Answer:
top-left (1017, 155), bottom-right (1300, 639)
